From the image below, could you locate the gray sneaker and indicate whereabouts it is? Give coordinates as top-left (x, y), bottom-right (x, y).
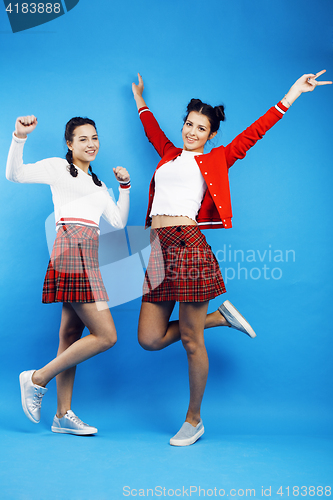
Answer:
top-left (170, 419), bottom-right (204, 446)
top-left (19, 370), bottom-right (48, 423)
top-left (218, 300), bottom-right (256, 338)
top-left (51, 410), bottom-right (98, 435)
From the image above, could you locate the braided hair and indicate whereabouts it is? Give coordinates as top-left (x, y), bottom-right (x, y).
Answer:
top-left (65, 117), bottom-right (102, 187)
top-left (184, 99), bottom-right (226, 135)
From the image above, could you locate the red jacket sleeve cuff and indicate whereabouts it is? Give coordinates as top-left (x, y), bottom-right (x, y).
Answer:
top-left (138, 106), bottom-right (150, 115)
top-left (275, 101), bottom-right (289, 115)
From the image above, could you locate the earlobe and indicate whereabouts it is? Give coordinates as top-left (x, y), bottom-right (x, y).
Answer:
top-left (209, 131), bottom-right (217, 140)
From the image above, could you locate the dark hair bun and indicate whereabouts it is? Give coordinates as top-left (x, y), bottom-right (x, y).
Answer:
top-left (214, 105), bottom-right (226, 122)
top-left (187, 99), bottom-right (202, 113)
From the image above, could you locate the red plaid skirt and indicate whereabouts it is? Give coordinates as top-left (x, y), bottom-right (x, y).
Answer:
top-left (42, 225), bottom-right (109, 303)
top-left (142, 225), bottom-right (226, 303)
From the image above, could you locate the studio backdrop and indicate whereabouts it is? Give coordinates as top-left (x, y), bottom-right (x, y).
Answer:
top-left (0, 0), bottom-right (332, 437)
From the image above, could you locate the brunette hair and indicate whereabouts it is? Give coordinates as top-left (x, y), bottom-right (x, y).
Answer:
top-left (65, 117), bottom-right (102, 187)
top-left (184, 99), bottom-right (226, 135)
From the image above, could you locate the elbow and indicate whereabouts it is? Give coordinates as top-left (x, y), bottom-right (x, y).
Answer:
top-left (114, 215), bottom-right (127, 230)
top-left (5, 172), bottom-right (15, 182)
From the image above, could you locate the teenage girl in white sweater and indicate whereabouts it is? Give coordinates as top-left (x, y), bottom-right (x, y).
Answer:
top-left (6, 115), bottom-right (130, 435)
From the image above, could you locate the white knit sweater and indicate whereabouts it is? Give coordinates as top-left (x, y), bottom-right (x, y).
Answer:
top-left (6, 134), bottom-right (130, 230)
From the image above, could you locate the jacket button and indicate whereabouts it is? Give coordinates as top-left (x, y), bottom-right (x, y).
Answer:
top-left (180, 240), bottom-right (186, 247)
top-left (204, 172), bottom-right (208, 175)
top-left (219, 206), bottom-right (222, 208)
top-left (210, 183), bottom-right (213, 186)
top-left (214, 194), bottom-right (216, 197)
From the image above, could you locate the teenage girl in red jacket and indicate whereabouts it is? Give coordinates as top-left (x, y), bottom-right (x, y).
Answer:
top-left (132, 71), bottom-right (331, 446)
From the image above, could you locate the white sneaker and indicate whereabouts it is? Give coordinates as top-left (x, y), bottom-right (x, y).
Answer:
top-left (218, 300), bottom-right (256, 338)
top-left (19, 370), bottom-right (48, 424)
top-left (170, 419), bottom-right (204, 446)
top-left (51, 410), bottom-right (98, 435)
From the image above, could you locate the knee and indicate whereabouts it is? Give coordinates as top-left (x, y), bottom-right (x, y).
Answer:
top-left (101, 332), bottom-right (117, 351)
top-left (180, 329), bottom-right (203, 356)
top-left (138, 329), bottom-right (159, 351)
top-left (94, 328), bottom-right (117, 352)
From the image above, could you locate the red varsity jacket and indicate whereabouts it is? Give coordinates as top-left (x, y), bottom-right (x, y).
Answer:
top-left (139, 102), bottom-right (288, 229)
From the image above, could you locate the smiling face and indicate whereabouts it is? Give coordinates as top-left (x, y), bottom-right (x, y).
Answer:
top-left (67, 124), bottom-right (99, 171)
top-left (182, 111), bottom-right (217, 153)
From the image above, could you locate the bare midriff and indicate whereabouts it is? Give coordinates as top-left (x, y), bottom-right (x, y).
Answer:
top-left (151, 215), bottom-right (197, 228)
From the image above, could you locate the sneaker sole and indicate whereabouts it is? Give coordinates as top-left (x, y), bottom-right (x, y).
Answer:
top-left (19, 372), bottom-right (39, 424)
top-left (169, 426), bottom-right (204, 447)
top-left (221, 300), bottom-right (256, 338)
top-left (51, 426), bottom-right (98, 436)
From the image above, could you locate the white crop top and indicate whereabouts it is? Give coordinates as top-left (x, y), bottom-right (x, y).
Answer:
top-left (150, 150), bottom-right (206, 221)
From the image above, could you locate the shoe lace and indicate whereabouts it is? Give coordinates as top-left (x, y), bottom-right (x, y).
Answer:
top-left (68, 413), bottom-right (85, 426)
top-left (31, 389), bottom-right (44, 410)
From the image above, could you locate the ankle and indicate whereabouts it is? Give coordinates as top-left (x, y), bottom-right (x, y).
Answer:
top-left (185, 414), bottom-right (201, 427)
top-left (212, 309), bottom-right (231, 327)
top-left (56, 410), bottom-right (68, 419)
top-left (31, 370), bottom-right (46, 388)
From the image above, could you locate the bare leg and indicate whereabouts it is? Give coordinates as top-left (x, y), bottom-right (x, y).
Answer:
top-left (138, 300), bottom-right (217, 426)
top-left (32, 302), bottom-right (116, 393)
top-left (179, 301), bottom-right (209, 426)
top-left (138, 300), bottom-right (229, 351)
top-left (55, 303), bottom-right (85, 418)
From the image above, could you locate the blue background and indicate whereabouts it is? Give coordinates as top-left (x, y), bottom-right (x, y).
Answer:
top-left (0, 0), bottom-right (332, 498)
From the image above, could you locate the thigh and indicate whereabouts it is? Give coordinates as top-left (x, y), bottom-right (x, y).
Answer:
top-left (179, 301), bottom-right (209, 342)
top-left (138, 300), bottom-right (175, 343)
top-left (70, 301), bottom-right (116, 339)
top-left (59, 303), bottom-right (85, 342)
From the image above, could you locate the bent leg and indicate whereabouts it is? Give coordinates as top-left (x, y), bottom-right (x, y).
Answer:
top-left (32, 301), bottom-right (116, 388)
top-left (138, 299), bottom-right (229, 352)
top-left (179, 301), bottom-right (210, 426)
top-left (138, 301), bottom-right (178, 350)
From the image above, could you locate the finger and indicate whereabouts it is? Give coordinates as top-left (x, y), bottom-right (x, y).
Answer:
top-left (316, 80), bottom-right (333, 85)
top-left (138, 73), bottom-right (144, 88)
top-left (314, 69), bottom-right (326, 78)
top-left (19, 115), bottom-right (37, 126)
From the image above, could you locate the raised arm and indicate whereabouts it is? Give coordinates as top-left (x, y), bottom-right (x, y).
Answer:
top-left (225, 70), bottom-right (331, 167)
top-left (6, 115), bottom-right (58, 184)
top-left (132, 73), bottom-right (177, 158)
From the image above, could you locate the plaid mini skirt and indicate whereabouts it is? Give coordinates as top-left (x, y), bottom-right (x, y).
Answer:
top-left (142, 225), bottom-right (226, 303)
top-left (42, 225), bottom-right (109, 303)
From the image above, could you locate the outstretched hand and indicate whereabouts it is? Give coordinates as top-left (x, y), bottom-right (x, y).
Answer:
top-left (132, 73), bottom-right (144, 98)
top-left (293, 70), bottom-right (332, 94)
top-left (15, 115), bottom-right (38, 138)
top-left (282, 70), bottom-right (332, 108)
